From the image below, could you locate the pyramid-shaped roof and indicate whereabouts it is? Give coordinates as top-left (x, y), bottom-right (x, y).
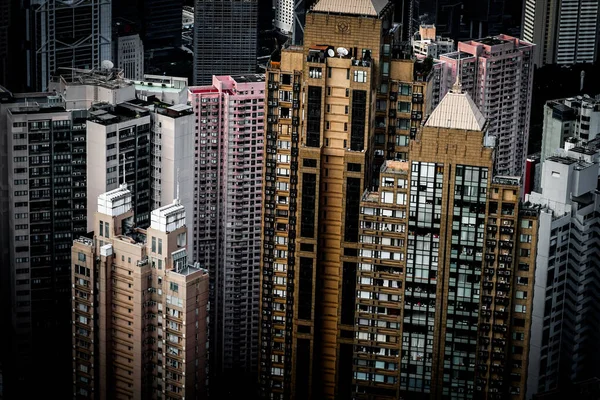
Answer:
top-left (425, 87), bottom-right (486, 131)
top-left (312, 0), bottom-right (389, 17)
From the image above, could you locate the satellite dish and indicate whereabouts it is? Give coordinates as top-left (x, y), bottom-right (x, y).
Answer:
top-left (101, 60), bottom-right (114, 70)
top-left (327, 48), bottom-right (335, 57)
top-left (337, 47), bottom-right (349, 57)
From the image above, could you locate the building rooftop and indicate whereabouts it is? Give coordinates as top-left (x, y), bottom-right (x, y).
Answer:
top-left (52, 67), bottom-right (132, 90)
top-left (171, 262), bottom-right (209, 277)
top-left (230, 74), bottom-right (265, 83)
top-left (312, 0), bottom-right (390, 17)
top-left (546, 156), bottom-right (578, 165)
top-left (150, 200), bottom-right (186, 233)
top-left (476, 37), bottom-right (510, 46)
top-left (87, 102), bottom-right (150, 125)
top-left (441, 51), bottom-right (475, 60)
top-left (425, 84), bottom-right (486, 131)
top-left (98, 184), bottom-right (133, 216)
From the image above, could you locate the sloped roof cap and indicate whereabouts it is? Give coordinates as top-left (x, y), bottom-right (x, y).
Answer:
top-left (312, 0), bottom-right (389, 16)
top-left (425, 88), bottom-right (486, 131)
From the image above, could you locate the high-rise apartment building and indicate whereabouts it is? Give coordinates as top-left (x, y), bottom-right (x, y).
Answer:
top-left (526, 138), bottom-right (600, 398)
top-left (258, 1), bottom-right (445, 397)
top-left (86, 102), bottom-right (152, 229)
top-left (259, 1), bottom-right (397, 398)
top-left (522, 0), bottom-right (600, 66)
top-left (72, 185), bottom-right (209, 399)
top-left (188, 75), bottom-right (265, 387)
top-left (25, 0), bottom-right (112, 91)
top-left (3, 94), bottom-right (89, 397)
top-left (353, 84), bottom-right (538, 400)
top-left (193, 0), bottom-right (258, 85)
top-left (440, 35), bottom-right (535, 177)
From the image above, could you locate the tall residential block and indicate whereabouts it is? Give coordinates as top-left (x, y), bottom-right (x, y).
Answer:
top-left (526, 138), bottom-right (600, 398)
top-left (86, 102), bottom-right (152, 229)
top-left (193, 0), bottom-right (258, 85)
top-left (522, 0), bottom-right (600, 66)
top-left (353, 84), bottom-right (537, 400)
top-left (3, 95), bottom-right (88, 396)
top-left (25, 0), bottom-right (112, 91)
top-left (259, 1), bottom-right (398, 398)
top-left (71, 186), bottom-right (209, 399)
top-left (188, 75), bottom-right (265, 385)
top-left (440, 35), bottom-right (535, 177)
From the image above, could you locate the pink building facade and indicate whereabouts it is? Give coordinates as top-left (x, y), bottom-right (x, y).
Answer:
top-left (440, 35), bottom-right (535, 177)
top-left (188, 75), bottom-right (265, 381)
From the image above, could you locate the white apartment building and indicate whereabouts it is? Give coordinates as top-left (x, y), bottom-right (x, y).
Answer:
top-left (526, 138), bottom-right (600, 397)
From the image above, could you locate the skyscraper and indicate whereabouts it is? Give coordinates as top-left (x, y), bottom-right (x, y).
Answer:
top-left (113, 20), bottom-right (145, 80)
top-left (259, 1), bottom-right (398, 398)
top-left (193, 0), bottom-right (258, 85)
top-left (72, 185), bottom-right (209, 399)
top-left (526, 138), bottom-right (600, 397)
top-left (353, 83), bottom-right (537, 399)
top-left (522, 0), bottom-right (600, 66)
top-left (188, 75), bottom-right (265, 389)
top-left (3, 93), bottom-right (88, 397)
top-left (25, 0), bottom-right (112, 91)
top-left (440, 35), bottom-right (535, 177)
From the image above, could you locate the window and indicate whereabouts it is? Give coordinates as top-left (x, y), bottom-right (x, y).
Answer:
top-left (515, 290), bottom-right (527, 299)
top-left (158, 238), bottom-right (162, 255)
top-left (521, 220), bottom-right (533, 228)
top-left (397, 119), bottom-right (410, 130)
top-left (515, 304), bottom-right (527, 313)
top-left (353, 70), bottom-right (367, 83)
top-left (398, 101), bottom-right (411, 113)
top-left (104, 222), bottom-right (109, 238)
top-left (348, 163), bottom-right (361, 172)
top-left (519, 234), bottom-right (532, 243)
top-left (152, 237), bottom-right (156, 252)
top-left (400, 84), bottom-right (411, 95)
top-left (78, 253), bottom-right (86, 262)
top-left (99, 221), bottom-right (104, 237)
top-left (170, 282), bottom-right (179, 292)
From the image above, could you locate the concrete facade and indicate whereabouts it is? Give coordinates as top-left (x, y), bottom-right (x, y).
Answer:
top-left (522, 0), bottom-right (600, 66)
top-left (440, 35), bottom-right (535, 178)
top-left (72, 186), bottom-right (209, 399)
top-left (525, 139), bottom-right (600, 398)
top-left (188, 75), bottom-right (265, 385)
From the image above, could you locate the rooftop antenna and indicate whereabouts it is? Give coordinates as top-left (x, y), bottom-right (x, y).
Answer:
top-left (121, 152), bottom-right (127, 189)
top-left (452, 51), bottom-right (463, 93)
top-left (175, 167), bottom-right (180, 204)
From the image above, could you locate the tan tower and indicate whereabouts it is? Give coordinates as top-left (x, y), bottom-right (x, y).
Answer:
top-left (259, 1), bottom-right (438, 399)
top-left (352, 82), bottom-right (538, 399)
top-left (71, 186), bottom-right (209, 399)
